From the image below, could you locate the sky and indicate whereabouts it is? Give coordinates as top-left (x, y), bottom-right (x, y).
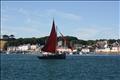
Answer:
top-left (1, 1), bottom-right (120, 40)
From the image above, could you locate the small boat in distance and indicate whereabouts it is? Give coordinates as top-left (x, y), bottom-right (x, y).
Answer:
top-left (37, 20), bottom-right (66, 59)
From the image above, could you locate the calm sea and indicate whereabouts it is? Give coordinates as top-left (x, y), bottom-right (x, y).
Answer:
top-left (1, 54), bottom-right (120, 80)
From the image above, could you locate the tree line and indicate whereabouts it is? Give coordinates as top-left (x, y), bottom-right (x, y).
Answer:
top-left (4, 36), bottom-right (120, 47)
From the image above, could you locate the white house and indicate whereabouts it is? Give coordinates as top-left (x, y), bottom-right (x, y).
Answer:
top-left (81, 48), bottom-right (90, 52)
top-left (7, 46), bottom-right (17, 51)
top-left (111, 47), bottom-right (120, 52)
top-left (18, 44), bottom-right (30, 51)
top-left (58, 41), bottom-right (63, 46)
top-left (30, 45), bottom-right (39, 50)
top-left (95, 48), bottom-right (110, 53)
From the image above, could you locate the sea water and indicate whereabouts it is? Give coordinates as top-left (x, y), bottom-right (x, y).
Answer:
top-left (1, 54), bottom-right (120, 80)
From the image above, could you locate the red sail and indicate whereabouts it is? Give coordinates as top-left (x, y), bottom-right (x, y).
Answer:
top-left (41, 20), bottom-right (57, 53)
top-left (59, 32), bottom-right (73, 51)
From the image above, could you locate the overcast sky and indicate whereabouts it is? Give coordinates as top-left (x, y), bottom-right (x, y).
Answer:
top-left (1, 1), bottom-right (119, 40)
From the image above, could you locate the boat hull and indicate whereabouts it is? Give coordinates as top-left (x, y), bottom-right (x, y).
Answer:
top-left (37, 54), bottom-right (66, 59)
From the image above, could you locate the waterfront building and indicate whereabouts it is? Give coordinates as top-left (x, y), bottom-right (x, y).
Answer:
top-left (7, 46), bottom-right (17, 52)
top-left (81, 48), bottom-right (90, 53)
top-left (111, 47), bottom-right (120, 52)
top-left (95, 48), bottom-right (110, 53)
top-left (18, 44), bottom-right (31, 51)
top-left (58, 41), bottom-right (63, 47)
top-left (96, 40), bottom-right (108, 49)
top-left (0, 39), bottom-right (7, 51)
top-left (30, 44), bottom-right (39, 51)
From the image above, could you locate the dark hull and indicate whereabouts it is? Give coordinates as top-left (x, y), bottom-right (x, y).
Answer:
top-left (37, 54), bottom-right (66, 59)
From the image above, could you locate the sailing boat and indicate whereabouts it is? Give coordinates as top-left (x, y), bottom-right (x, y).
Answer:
top-left (37, 20), bottom-right (66, 59)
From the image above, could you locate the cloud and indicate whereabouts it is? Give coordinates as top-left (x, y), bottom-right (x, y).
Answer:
top-left (1, 26), bottom-right (17, 36)
top-left (119, 24), bottom-right (120, 38)
top-left (1, 15), bottom-right (9, 22)
top-left (97, 27), bottom-right (119, 39)
top-left (1, 6), bottom-right (118, 39)
top-left (73, 26), bottom-right (119, 40)
top-left (46, 9), bottom-right (81, 21)
top-left (73, 28), bottom-right (99, 40)
top-left (1, 25), bottom-right (42, 38)
top-left (18, 8), bottom-right (29, 16)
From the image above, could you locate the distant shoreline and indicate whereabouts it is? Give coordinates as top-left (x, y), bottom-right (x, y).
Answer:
top-left (1, 51), bottom-right (120, 56)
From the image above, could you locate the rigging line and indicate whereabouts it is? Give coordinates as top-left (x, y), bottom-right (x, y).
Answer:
top-left (56, 25), bottom-right (68, 45)
top-left (56, 26), bottom-right (73, 51)
top-left (56, 26), bottom-right (64, 37)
